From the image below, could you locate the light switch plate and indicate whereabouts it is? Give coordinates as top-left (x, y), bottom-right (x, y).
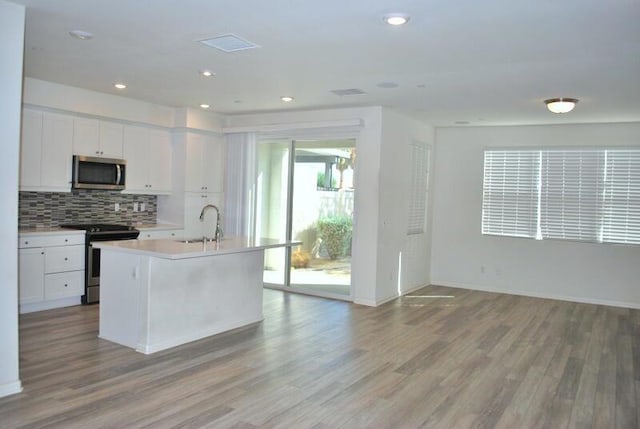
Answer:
top-left (114, 202), bottom-right (120, 212)
top-left (140, 203), bottom-right (146, 212)
top-left (133, 202), bottom-right (139, 212)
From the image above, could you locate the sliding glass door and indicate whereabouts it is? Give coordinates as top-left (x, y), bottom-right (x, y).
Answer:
top-left (255, 138), bottom-right (355, 299)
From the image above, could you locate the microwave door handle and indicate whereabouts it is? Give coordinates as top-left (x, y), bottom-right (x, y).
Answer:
top-left (116, 164), bottom-right (122, 185)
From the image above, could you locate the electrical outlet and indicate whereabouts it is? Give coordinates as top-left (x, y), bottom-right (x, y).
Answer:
top-left (140, 203), bottom-right (146, 212)
top-left (114, 202), bottom-right (120, 212)
top-left (133, 202), bottom-right (139, 212)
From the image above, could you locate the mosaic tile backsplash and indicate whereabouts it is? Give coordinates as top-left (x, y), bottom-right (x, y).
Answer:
top-left (19, 190), bottom-right (157, 228)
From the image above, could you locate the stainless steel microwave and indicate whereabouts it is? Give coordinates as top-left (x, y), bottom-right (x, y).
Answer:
top-left (72, 155), bottom-right (126, 190)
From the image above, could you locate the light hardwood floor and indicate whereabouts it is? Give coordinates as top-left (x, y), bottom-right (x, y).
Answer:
top-left (1, 285), bottom-right (638, 428)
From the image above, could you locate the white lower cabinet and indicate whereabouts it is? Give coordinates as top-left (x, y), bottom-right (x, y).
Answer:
top-left (18, 232), bottom-right (86, 313)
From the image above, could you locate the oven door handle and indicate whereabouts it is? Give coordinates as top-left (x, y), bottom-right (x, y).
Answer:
top-left (115, 164), bottom-right (122, 185)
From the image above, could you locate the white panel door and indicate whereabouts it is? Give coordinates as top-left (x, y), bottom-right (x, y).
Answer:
top-left (73, 117), bottom-right (100, 156)
top-left (19, 247), bottom-right (45, 304)
top-left (147, 129), bottom-right (172, 194)
top-left (19, 109), bottom-right (43, 189)
top-left (99, 121), bottom-right (124, 159)
top-left (202, 135), bottom-right (225, 193)
top-left (185, 133), bottom-right (205, 192)
top-left (123, 125), bottom-right (149, 192)
top-left (41, 112), bottom-right (73, 190)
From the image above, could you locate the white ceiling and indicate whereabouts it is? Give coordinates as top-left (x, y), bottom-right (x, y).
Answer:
top-left (12, 0), bottom-right (640, 126)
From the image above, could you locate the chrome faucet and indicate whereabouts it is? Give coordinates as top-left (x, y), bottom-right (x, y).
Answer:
top-left (199, 204), bottom-right (223, 242)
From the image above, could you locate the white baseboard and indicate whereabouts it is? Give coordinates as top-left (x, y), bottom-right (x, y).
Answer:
top-left (20, 296), bottom-right (82, 314)
top-left (355, 284), bottom-right (430, 307)
top-left (431, 280), bottom-right (640, 310)
top-left (0, 380), bottom-right (22, 398)
top-left (136, 317), bottom-right (264, 354)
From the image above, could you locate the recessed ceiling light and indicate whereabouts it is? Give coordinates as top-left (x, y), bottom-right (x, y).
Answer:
top-left (69, 30), bottom-right (93, 40)
top-left (281, 96), bottom-right (294, 102)
top-left (200, 104), bottom-right (210, 109)
top-left (383, 14), bottom-right (410, 26)
top-left (544, 97), bottom-right (578, 114)
top-left (114, 83), bottom-right (126, 90)
top-left (200, 70), bottom-right (215, 77)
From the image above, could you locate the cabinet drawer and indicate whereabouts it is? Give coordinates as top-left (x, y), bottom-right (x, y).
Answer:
top-left (139, 229), bottom-right (184, 240)
top-left (44, 271), bottom-right (84, 300)
top-left (19, 233), bottom-right (85, 249)
top-left (45, 245), bottom-right (85, 273)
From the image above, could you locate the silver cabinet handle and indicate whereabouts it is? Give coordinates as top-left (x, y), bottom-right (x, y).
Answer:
top-left (116, 164), bottom-right (122, 185)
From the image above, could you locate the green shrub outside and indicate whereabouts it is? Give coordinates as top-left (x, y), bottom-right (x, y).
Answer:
top-left (317, 215), bottom-right (352, 259)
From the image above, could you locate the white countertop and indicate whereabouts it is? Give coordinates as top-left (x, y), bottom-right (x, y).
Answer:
top-left (94, 236), bottom-right (301, 260)
top-left (19, 227), bottom-right (85, 237)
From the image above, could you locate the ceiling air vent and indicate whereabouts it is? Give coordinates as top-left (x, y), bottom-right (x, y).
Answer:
top-left (198, 34), bottom-right (260, 52)
top-left (330, 88), bottom-right (367, 96)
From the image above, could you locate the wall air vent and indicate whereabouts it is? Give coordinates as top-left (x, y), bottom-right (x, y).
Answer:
top-left (330, 88), bottom-right (367, 96)
top-left (198, 34), bottom-right (260, 52)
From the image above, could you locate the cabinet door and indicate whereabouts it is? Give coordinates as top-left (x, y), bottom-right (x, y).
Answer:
top-left (184, 192), bottom-right (223, 238)
top-left (44, 271), bottom-right (84, 300)
top-left (123, 125), bottom-right (149, 192)
top-left (185, 133), bottom-right (205, 192)
top-left (147, 129), bottom-right (172, 194)
top-left (41, 112), bottom-right (73, 190)
top-left (20, 109), bottom-right (43, 189)
top-left (99, 122), bottom-right (124, 159)
top-left (19, 248), bottom-right (45, 304)
top-left (73, 117), bottom-right (100, 156)
top-left (44, 245), bottom-right (85, 274)
top-left (202, 135), bottom-right (225, 193)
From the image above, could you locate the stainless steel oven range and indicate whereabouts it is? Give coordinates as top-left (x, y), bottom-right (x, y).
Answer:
top-left (61, 224), bottom-right (139, 304)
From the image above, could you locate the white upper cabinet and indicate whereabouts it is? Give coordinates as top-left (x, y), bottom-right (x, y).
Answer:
top-left (20, 109), bottom-right (73, 192)
top-left (20, 109), bottom-right (43, 189)
top-left (123, 125), bottom-right (172, 194)
top-left (73, 118), bottom-right (124, 159)
top-left (185, 133), bottom-right (225, 193)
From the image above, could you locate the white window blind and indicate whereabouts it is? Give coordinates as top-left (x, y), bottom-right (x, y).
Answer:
top-left (407, 144), bottom-right (430, 235)
top-left (601, 150), bottom-right (640, 244)
top-left (482, 148), bottom-right (640, 246)
top-left (482, 150), bottom-right (539, 238)
top-left (540, 150), bottom-right (604, 242)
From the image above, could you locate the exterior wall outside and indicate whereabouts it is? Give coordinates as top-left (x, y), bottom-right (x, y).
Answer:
top-left (431, 123), bottom-right (640, 308)
top-left (0, 0), bottom-right (25, 398)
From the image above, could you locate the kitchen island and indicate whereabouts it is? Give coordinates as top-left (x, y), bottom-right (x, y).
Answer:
top-left (95, 237), bottom-right (298, 354)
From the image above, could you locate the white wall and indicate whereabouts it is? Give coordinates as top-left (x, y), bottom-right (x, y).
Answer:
top-left (431, 123), bottom-right (640, 308)
top-left (376, 108), bottom-right (435, 303)
top-left (0, 0), bottom-right (25, 398)
top-left (225, 106), bottom-right (435, 306)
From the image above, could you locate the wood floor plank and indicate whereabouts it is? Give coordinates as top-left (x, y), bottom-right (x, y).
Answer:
top-left (1, 286), bottom-right (638, 428)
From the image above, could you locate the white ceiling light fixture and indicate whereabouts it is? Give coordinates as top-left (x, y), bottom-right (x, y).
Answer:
top-left (383, 14), bottom-right (410, 26)
top-left (200, 104), bottom-right (210, 109)
top-left (545, 97), bottom-right (578, 114)
top-left (281, 96), bottom-right (294, 102)
top-left (114, 83), bottom-right (126, 90)
top-left (200, 70), bottom-right (215, 77)
top-left (69, 30), bottom-right (93, 40)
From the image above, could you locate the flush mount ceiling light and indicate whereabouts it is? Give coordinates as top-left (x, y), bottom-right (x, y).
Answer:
top-left (383, 14), bottom-right (410, 26)
top-left (69, 30), bottom-right (93, 40)
top-left (200, 104), bottom-right (210, 109)
top-left (199, 70), bottom-right (215, 77)
top-left (113, 83), bottom-right (126, 90)
top-left (281, 96), bottom-right (294, 102)
top-left (545, 97), bottom-right (578, 114)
